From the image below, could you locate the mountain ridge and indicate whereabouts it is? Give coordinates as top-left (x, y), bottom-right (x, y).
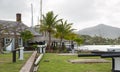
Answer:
top-left (78, 24), bottom-right (120, 39)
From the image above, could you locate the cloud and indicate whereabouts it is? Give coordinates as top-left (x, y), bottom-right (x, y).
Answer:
top-left (0, 0), bottom-right (30, 19)
top-left (94, 0), bottom-right (120, 26)
top-left (0, 0), bottom-right (40, 26)
top-left (77, 0), bottom-right (120, 30)
top-left (42, 0), bottom-right (102, 30)
top-left (1, 0), bottom-right (120, 30)
top-left (43, 0), bottom-right (99, 22)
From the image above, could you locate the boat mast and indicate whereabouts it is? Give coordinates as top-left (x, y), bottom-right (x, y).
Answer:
top-left (31, 3), bottom-right (34, 28)
top-left (40, 0), bottom-right (42, 25)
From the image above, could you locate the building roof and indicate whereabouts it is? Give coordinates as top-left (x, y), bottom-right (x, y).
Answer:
top-left (28, 27), bottom-right (41, 36)
top-left (0, 20), bottom-right (40, 36)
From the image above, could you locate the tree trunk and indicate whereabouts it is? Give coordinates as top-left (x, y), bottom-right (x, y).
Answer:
top-left (0, 38), bottom-right (4, 54)
top-left (0, 44), bottom-right (4, 54)
top-left (59, 37), bottom-right (63, 52)
top-left (15, 38), bottom-right (18, 49)
top-left (48, 32), bottom-right (51, 52)
top-left (60, 37), bottom-right (63, 49)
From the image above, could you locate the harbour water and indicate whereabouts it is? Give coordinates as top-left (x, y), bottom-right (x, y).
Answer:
top-left (74, 45), bottom-right (120, 51)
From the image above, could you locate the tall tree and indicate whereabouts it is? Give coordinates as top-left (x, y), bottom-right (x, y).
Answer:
top-left (54, 20), bottom-right (74, 49)
top-left (40, 11), bottom-right (61, 51)
top-left (64, 32), bottom-right (78, 50)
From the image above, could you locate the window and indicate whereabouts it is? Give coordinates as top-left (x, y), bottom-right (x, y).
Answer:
top-left (18, 38), bottom-right (22, 46)
top-left (5, 38), bottom-right (11, 45)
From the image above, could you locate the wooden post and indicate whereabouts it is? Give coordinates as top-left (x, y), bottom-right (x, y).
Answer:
top-left (12, 50), bottom-right (16, 62)
top-left (112, 58), bottom-right (114, 72)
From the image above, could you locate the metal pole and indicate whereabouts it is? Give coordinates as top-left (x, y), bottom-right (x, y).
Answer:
top-left (31, 4), bottom-right (34, 28)
top-left (40, 0), bottom-right (44, 35)
top-left (40, 0), bottom-right (42, 23)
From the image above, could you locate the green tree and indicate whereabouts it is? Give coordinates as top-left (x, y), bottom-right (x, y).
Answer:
top-left (40, 11), bottom-right (61, 51)
top-left (80, 35), bottom-right (92, 45)
top-left (20, 30), bottom-right (33, 47)
top-left (117, 37), bottom-right (120, 44)
top-left (92, 36), bottom-right (106, 45)
top-left (74, 37), bottom-right (83, 51)
top-left (64, 32), bottom-right (77, 41)
top-left (74, 37), bottom-right (83, 46)
top-left (64, 32), bottom-right (76, 48)
top-left (54, 20), bottom-right (74, 49)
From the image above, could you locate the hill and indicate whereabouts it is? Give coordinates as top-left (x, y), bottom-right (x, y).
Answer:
top-left (78, 24), bottom-right (120, 39)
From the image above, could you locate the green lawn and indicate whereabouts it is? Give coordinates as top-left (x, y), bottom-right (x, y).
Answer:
top-left (0, 52), bottom-right (32, 72)
top-left (38, 53), bottom-right (112, 72)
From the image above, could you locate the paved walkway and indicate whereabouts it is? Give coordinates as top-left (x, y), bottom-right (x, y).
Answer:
top-left (58, 53), bottom-right (77, 56)
top-left (68, 59), bottom-right (111, 63)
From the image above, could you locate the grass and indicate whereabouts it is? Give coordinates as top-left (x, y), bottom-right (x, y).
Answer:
top-left (0, 52), bottom-right (32, 72)
top-left (38, 53), bottom-right (112, 72)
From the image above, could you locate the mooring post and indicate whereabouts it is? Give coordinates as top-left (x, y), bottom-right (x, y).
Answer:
top-left (19, 47), bottom-right (24, 60)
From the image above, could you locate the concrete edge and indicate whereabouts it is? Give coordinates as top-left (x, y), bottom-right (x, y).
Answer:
top-left (20, 51), bottom-right (37, 72)
top-left (33, 53), bottom-right (44, 72)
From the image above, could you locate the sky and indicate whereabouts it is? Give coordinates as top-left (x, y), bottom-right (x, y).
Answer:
top-left (1, 0), bottom-right (120, 31)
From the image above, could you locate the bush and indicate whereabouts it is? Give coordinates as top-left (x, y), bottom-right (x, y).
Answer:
top-left (32, 44), bottom-right (37, 50)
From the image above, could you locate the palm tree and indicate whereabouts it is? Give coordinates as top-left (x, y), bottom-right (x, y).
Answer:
top-left (54, 20), bottom-right (74, 50)
top-left (74, 36), bottom-right (83, 46)
top-left (40, 11), bottom-right (61, 51)
top-left (64, 32), bottom-right (78, 49)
